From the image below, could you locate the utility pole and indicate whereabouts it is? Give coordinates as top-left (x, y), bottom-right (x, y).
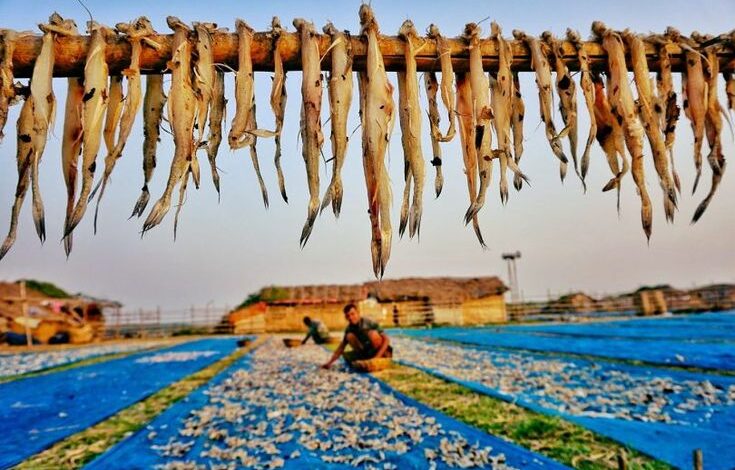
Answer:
top-left (502, 251), bottom-right (522, 303)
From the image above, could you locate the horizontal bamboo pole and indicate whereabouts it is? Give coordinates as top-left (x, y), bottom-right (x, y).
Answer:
top-left (7, 29), bottom-right (735, 78)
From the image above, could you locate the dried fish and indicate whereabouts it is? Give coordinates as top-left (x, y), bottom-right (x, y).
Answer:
top-left (593, 22), bottom-right (652, 240)
top-left (463, 23), bottom-right (494, 222)
top-left (668, 27), bottom-right (707, 194)
top-left (192, 22), bottom-right (217, 150)
top-left (510, 72), bottom-right (525, 191)
top-left (692, 34), bottom-right (726, 222)
top-left (270, 17), bottom-right (289, 204)
top-left (131, 74), bottom-right (166, 218)
top-left (456, 72), bottom-right (485, 247)
top-left (566, 29), bottom-right (596, 187)
top-left (228, 20), bottom-right (254, 151)
top-left (513, 30), bottom-right (568, 181)
top-left (247, 99), bottom-right (268, 209)
top-left (294, 18), bottom-right (324, 246)
top-left (143, 17), bottom-right (196, 234)
top-left (66, 20), bottom-right (113, 237)
top-left (207, 68), bottom-right (226, 199)
top-left (0, 29), bottom-right (26, 142)
top-left (61, 77), bottom-right (84, 256)
top-left (623, 29), bottom-right (677, 221)
top-left (543, 31), bottom-right (581, 190)
top-left (424, 71), bottom-right (444, 197)
top-left (358, 4), bottom-right (394, 277)
top-left (397, 20), bottom-right (425, 239)
top-left (321, 21), bottom-right (353, 217)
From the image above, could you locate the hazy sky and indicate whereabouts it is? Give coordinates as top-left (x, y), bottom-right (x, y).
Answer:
top-left (0, 0), bottom-right (733, 311)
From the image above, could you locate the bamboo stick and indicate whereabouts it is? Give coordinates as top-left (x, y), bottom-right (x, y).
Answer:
top-left (7, 29), bottom-right (735, 78)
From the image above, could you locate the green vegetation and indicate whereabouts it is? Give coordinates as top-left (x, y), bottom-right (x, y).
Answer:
top-left (375, 365), bottom-right (672, 470)
top-left (235, 292), bottom-right (262, 310)
top-left (21, 279), bottom-right (71, 298)
top-left (17, 337), bottom-right (264, 469)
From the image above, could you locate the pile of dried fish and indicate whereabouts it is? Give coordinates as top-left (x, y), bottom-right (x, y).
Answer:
top-left (393, 337), bottom-right (735, 424)
top-left (134, 350), bottom-right (218, 364)
top-left (0, 9), bottom-right (731, 277)
top-left (146, 339), bottom-right (515, 469)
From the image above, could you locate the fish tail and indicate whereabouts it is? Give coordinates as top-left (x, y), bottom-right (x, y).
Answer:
top-left (207, 152), bottom-right (221, 200)
top-left (332, 178), bottom-right (343, 218)
top-left (409, 202), bottom-right (422, 240)
top-left (399, 180), bottom-right (410, 238)
top-left (63, 233), bottom-right (73, 258)
top-left (173, 174), bottom-right (189, 241)
top-left (471, 216), bottom-right (487, 248)
top-left (692, 168), bottom-right (702, 194)
top-left (0, 194), bottom-right (25, 262)
top-left (319, 183), bottom-right (334, 215)
top-left (130, 185), bottom-right (150, 219)
top-left (92, 178), bottom-right (111, 235)
top-left (274, 137), bottom-right (288, 203)
top-left (299, 200), bottom-right (319, 248)
top-left (434, 167), bottom-right (443, 198)
top-left (513, 174), bottom-right (523, 191)
top-left (370, 237), bottom-right (381, 278)
top-left (663, 197), bottom-right (675, 223)
top-left (250, 145), bottom-right (269, 209)
top-left (142, 192), bottom-right (172, 235)
top-left (190, 156), bottom-right (201, 190)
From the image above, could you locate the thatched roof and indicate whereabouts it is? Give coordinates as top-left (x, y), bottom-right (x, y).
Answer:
top-left (365, 276), bottom-right (507, 303)
top-left (260, 284), bottom-right (367, 305)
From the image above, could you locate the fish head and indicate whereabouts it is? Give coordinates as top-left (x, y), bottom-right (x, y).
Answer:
top-left (398, 20), bottom-right (418, 40)
top-left (166, 16), bottom-right (191, 33)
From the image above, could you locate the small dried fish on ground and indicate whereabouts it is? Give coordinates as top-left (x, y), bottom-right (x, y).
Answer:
top-left (543, 31), bottom-right (581, 190)
top-left (0, 87), bottom-right (32, 260)
top-left (66, 20), bottom-right (113, 237)
top-left (456, 72), bottom-right (486, 247)
top-left (91, 18), bottom-right (160, 234)
top-left (358, 4), bottom-right (394, 277)
top-left (131, 74), bottom-right (166, 218)
top-left (270, 17), bottom-right (289, 203)
top-left (142, 17), bottom-right (196, 235)
top-left (593, 22), bottom-right (652, 240)
top-left (321, 21), bottom-right (353, 217)
top-left (623, 29), bottom-right (677, 222)
top-left (492, 22), bottom-right (527, 203)
top-left (294, 18), bottom-right (324, 246)
top-left (511, 72), bottom-right (525, 191)
top-left (566, 29), bottom-right (596, 186)
top-left (592, 72), bottom-right (628, 212)
top-left (691, 33), bottom-right (726, 222)
top-left (463, 23), bottom-right (494, 222)
top-left (514, 30), bottom-right (568, 181)
top-left (397, 20), bottom-right (425, 239)
top-left (425, 24), bottom-right (457, 197)
top-left (668, 27), bottom-right (707, 194)
top-left (651, 32), bottom-right (682, 194)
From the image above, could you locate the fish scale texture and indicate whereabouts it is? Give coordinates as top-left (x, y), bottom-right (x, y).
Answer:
top-left (393, 335), bottom-right (735, 470)
top-left (0, 337), bottom-right (238, 469)
top-left (86, 341), bottom-right (567, 469)
top-left (397, 311), bottom-right (735, 371)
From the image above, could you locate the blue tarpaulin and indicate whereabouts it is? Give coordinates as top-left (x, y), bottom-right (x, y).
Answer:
top-left (397, 320), bottom-right (735, 371)
top-left (0, 337), bottom-right (238, 469)
top-left (394, 338), bottom-right (735, 470)
top-left (87, 348), bottom-right (568, 470)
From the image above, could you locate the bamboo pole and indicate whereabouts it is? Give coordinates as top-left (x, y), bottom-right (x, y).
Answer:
top-left (7, 29), bottom-right (735, 78)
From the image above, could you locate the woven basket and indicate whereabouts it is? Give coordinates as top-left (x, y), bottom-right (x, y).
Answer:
top-left (350, 357), bottom-right (393, 372)
top-left (282, 338), bottom-right (302, 348)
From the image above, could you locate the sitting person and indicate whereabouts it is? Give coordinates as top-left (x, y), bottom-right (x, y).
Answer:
top-left (321, 303), bottom-right (391, 369)
top-left (302, 316), bottom-right (331, 345)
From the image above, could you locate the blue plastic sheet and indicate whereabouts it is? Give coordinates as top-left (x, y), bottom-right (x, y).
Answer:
top-left (506, 310), bottom-right (735, 342)
top-left (398, 322), bottom-right (735, 371)
top-left (87, 348), bottom-right (567, 470)
top-left (394, 339), bottom-right (735, 470)
top-left (0, 338), bottom-right (238, 469)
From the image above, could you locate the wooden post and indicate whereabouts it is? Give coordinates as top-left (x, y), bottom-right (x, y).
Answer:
top-left (19, 280), bottom-right (32, 348)
top-left (693, 449), bottom-right (703, 470)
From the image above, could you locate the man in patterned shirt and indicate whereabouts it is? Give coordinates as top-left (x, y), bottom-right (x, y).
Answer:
top-left (321, 303), bottom-right (391, 369)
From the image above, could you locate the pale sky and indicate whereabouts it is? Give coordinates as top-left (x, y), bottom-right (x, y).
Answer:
top-left (0, 0), bottom-right (733, 311)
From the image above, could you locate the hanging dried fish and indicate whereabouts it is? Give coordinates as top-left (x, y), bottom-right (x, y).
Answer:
top-left (566, 29), bottom-right (596, 186)
top-left (513, 30), bottom-right (568, 182)
top-left (397, 20), bottom-right (425, 239)
top-left (321, 21), bottom-right (353, 217)
top-left (294, 18), bottom-right (324, 246)
top-left (131, 74), bottom-right (166, 218)
top-left (668, 27), bottom-right (707, 195)
top-left (651, 32), bottom-right (682, 194)
top-left (424, 70), bottom-right (444, 197)
top-left (463, 23), bottom-right (494, 222)
top-left (0, 29), bottom-right (26, 142)
top-left (492, 22), bottom-right (527, 203)
top-left (61, 77), bottom-right (84, 256)
top-left (247, 99), bottom-right (268, 209)
top-left (593, 22), bottom-right (652, 239)
top-left (142, 17), bottom-right (196, 234)
top-left (207, 68), bottom-right (225, 199)
top-left (270, 17), bottom-right (289, 203)
top-left (692, 33), bottom-right (726, 222)
top-left (510, 71), bottom-right (525, 191)
top-left (358, 4), bottom-right (394, 277)
top-left (65, 20), bottom-right (113, 237)
top-left (228, 20), bottom-right (255, 150)
top-left (623, 29), bottom-right (677, 222)
top-left (0, 87), bottom-right (32, 260)
top-left (92, 18), bottom-right (159, 232)
top-left (456, 72), bottom-right (485, 247)
top-left (543, 31), bottom-right (581, 190)
top-left (592, 72), bottom-right (628, 212)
